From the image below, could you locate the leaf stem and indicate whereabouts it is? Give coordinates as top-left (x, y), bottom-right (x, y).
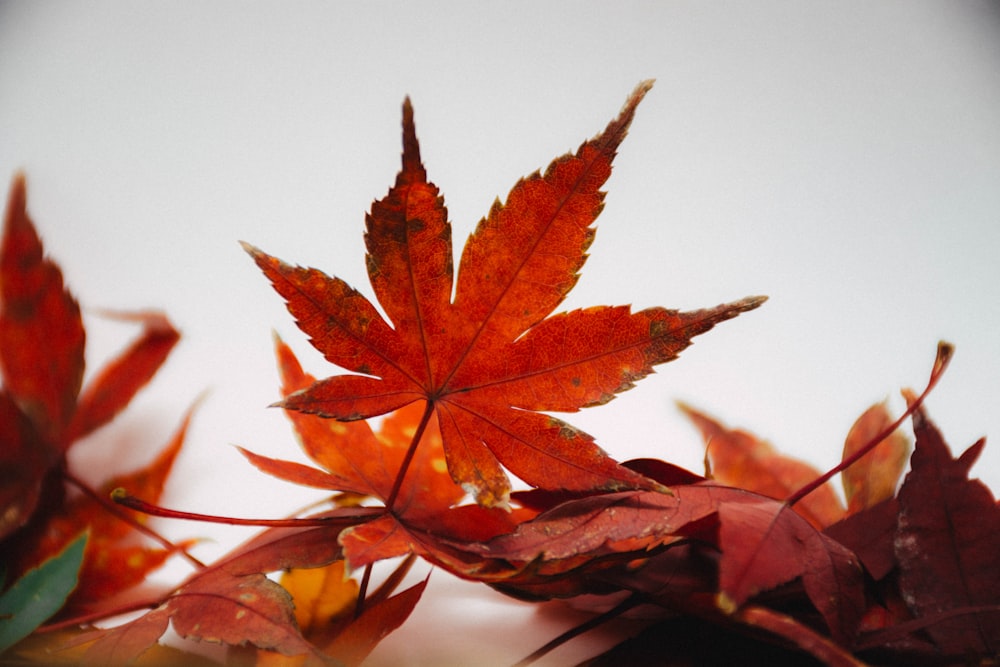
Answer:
top-left (37, 597), bottom-right (165, 633)
top-left (355, 563), bottom-right (374, 619)
top-left (112, 489), bottom-right (382, 527)
top-left (786, 341), bottom-right (953, 508)
top-left (64, 471), bottom-right (206, 569)
top-left (384, 399), bottom-right (436, 512)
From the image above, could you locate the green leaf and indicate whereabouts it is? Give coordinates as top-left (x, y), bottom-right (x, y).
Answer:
top-left (0, 532), bottom-right (87, 653)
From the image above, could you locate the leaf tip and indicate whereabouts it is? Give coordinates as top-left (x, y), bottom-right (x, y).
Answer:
top-left (934, 340), bottom-right (954, 374)
top-left (238, 239), bottom-right (260, 256)
top-left (5, 170), bottom-right (27, 213)
top-left (399, 95), bottom-right (424, 180)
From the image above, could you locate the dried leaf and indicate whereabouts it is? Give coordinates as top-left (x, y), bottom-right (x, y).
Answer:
top-left (0, 173), bottom-right (84, 442)
top-left (280, 560), bottom-right (357, 634)
top-left (323, 579), bottom-right (426, 667)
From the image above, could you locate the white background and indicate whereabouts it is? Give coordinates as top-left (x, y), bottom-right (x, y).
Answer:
top-left (2, 2), bottom-right (999, 665)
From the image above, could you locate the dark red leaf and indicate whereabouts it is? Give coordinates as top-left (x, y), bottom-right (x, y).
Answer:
top-left (823, 497), bottom-right (899, 581)
top-left (0, 390), bottom-right (55, 539)
top-left (716, 498), bottom-right (865, 643)
top-left (894, 398), bottom-right (1000, 656)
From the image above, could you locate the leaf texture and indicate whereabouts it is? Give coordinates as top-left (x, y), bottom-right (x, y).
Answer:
top-left (245, 82), bottom-right (765, 507)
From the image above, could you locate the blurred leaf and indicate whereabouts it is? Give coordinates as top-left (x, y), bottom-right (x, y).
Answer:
top-left (841, 401), bottom-right (910, 514)
top-left (0, 532), bottom-right (86, 652)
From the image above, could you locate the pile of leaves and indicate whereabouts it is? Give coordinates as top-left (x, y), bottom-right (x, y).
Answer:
top-left (1, 81), bottom-right (997, 666)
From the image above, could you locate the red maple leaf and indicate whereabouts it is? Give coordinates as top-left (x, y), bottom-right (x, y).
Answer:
top-left (0, 173), bottom-right (185, 609)
top-left (72, 522), bottom-right (349, 666)
top-left (243, 81), bottom-right (765, 508)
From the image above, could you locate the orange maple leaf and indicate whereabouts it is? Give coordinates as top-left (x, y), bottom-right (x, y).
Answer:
top-left (680, 403), bottom-right (845, 529)
top-left (841, 400), bottom-right (910, 514)
top-left (244, 81), bottom-right (765, 508)
top-left (241, 336), bottom-right (529, 571)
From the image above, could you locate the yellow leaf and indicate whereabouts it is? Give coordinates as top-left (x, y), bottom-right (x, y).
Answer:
top-left (280, 560), bottom-right (358, 634)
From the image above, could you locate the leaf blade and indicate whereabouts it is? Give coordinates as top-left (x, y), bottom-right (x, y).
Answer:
top-left (894, 400), bottom-right (1000, 656)
top-left (67, 310), bottom-right (180, 442)
top-left (0, 173), bottom-right (85, 441)
top-left (0, 532), bottom-right (86, 653)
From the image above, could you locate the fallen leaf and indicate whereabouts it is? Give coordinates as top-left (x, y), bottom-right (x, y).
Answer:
top-left (894, 394), bottom-right (1000, 657)
top-left (716, 497), bottom-right (865, 644)
top-left (322, 577), bottom-right (426, 667)
top-left (0, 173), bottom-right (84, 536)
top-left (4, 407), bottom-right (196, 615)
top-left (680, 403), bottom-right (844, 528)
top-left (0, 174), bottom-right (184, 613)
top-left (75, 519), bottom-right (357, 665)
top-left (242, 336), bottom-right (527, 571)
top-left (245, 82), bottom-right (765, 508)
top-left (280, 560), bottom-right (358, 634)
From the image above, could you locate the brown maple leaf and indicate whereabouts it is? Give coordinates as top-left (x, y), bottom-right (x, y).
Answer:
top-left (0, 173), bottom-right (184, 609)
top-left (243, 81), bottom-right (765, 508)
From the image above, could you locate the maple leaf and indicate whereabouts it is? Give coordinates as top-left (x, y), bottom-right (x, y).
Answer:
top-left (244, 81), bottom-right (765, 508)
top-left (0, 173), bottom-right (184, 610)
top-left (254, 557), bottom-right (425, 667)
top-left (715, 495), bottom-right (865, 644)
top-left (680, 403), bottom-right (845, 528)
top-left (482, 481), bottom-right (865, 642)
top-left (2, 627), bottom-right (221, 667)
top-left (893, 393), bottom-right (1000, 658)
top-left (73, 520), bottom-right (352, 665)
